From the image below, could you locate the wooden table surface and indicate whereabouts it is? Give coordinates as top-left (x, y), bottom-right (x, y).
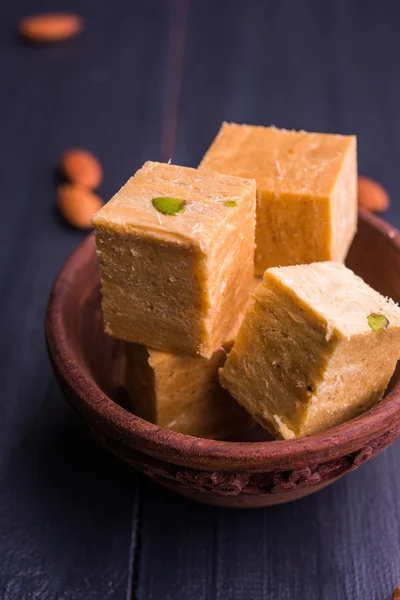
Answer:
top-left (1, 1), bottom-right (400, 598)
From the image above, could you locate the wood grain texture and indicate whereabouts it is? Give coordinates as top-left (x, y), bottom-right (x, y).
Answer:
top-left (160, 0), bottom-right (189, 162)
top-left (0, 0), bottom-right (170, 598)
top-left (137, 451), bottom-right (400, 600)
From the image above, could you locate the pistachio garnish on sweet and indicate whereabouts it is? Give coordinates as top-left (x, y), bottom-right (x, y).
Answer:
top-left (367, 312), bottom-right (389, 331)
top-left (223, 200), bottom-right (237, 208)
top-left (152, 196), bottom-right (186, 216)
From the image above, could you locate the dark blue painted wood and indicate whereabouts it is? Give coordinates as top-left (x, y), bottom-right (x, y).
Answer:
top-left (174, 0), bottom-right (400, 228)
top-left (137, 452), bottom-right (400, 600)
top-left (0, 0), bottom-right (170, 598)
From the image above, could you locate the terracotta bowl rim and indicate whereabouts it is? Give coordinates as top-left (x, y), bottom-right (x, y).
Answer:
top-left (46, 209), bottom-right (400, 469)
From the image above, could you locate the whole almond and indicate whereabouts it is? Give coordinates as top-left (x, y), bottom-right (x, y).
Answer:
top-left (393, 586), bottom-right (400, 600)
top-left (18, 13), bottom-right (84, 43)
top-left (58, 184), bottom-right (103, 230)
top-left (358, 176), bottom-right (390, 213)
top-left (60, 149), bottom-right (103, 189)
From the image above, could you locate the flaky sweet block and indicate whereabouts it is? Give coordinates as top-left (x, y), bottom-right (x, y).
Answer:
top-left (92, 161), bottom-right (256, 358)
top-left (199, 123), bottom-right (357, 276)
top-left (219, 262), bottom-right (400, 439)
top-left (124, 342), bottom-right (254, 440)
top-left (124, 278), bottom-right (260, 439)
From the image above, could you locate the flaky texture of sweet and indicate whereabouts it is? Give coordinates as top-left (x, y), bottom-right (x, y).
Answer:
top-left (219, 262), bottom-right (400, 439)
top-left (125, 343), bottom-right (254, 439)
top-left (199, 123), bottom-right (357, 275)
top-left (93, 161), bottom-right (256, 358)
top-left (124, 278), bottom-right (260, 439)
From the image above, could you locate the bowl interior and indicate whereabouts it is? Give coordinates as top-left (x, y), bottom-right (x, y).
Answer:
top-left (48, 210), bottom-right (400, 469)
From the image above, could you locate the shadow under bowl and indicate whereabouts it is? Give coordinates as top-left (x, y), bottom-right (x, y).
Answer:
top-left (46, 209), bottom-right (400, 508)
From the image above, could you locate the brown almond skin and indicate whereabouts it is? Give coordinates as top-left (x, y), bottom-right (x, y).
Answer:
top-left (358, 176), bottom-right (390, 213)
top-left (60, 149), bottom-right (103, 189)
top-left (58, 184), bottom-right (103, 230)
top-left (392, 586), bottom-right (400, 600)
top-left (18, 13), bottom-right (84, 43)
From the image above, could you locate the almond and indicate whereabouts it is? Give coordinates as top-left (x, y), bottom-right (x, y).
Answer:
top-left (393, 586), bottom-right (400, 600)
top-left (358, 176), bottom-right (390, 213)
top-left (60, 149), bottom-right (103, 189)
top-left (18, 13), bottom-right (84, 43)
top-left (58, 184), bottom-right (103, 230)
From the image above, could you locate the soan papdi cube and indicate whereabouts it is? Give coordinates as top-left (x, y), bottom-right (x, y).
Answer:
top-left (219, 262), bottom-right (400, 439)
top-left (199, 123), bottom-right (357, 276)
top-left (124, 340), bottom-right (253, 440)
top-left (92, 161), bottom-right (256, 358)
top-left (124, 279), bottom-right (260, 439)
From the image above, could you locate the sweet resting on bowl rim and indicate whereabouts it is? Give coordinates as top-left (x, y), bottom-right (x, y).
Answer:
top-left (45, 208), bottom-right (400, 506)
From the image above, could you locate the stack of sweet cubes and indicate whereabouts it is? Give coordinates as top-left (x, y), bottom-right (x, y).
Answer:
top-left (92, 124), bottom-right (400, 440)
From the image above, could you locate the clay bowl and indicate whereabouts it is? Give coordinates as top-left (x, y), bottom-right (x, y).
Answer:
top-left (46, 209), bottom-right (400, 508)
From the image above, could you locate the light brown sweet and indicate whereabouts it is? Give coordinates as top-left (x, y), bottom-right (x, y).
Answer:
top-left (92, 161), bottom-right (256, 358)
top-left (124, 278), bottom-right (260, 439)
top-left (124, 342), bottom-right (254, 440)
top-left (220, 262), bottom-right (400, 439)
top-left (199, 123), bottom-right (357, 275)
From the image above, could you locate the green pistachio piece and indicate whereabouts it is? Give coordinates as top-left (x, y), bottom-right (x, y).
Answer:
top-left (367, 313), bottom-right (389, 331)
top-left (223, 200), bottom-right (238, 208)
top-left (152, 196), bottom-right (186, 216)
